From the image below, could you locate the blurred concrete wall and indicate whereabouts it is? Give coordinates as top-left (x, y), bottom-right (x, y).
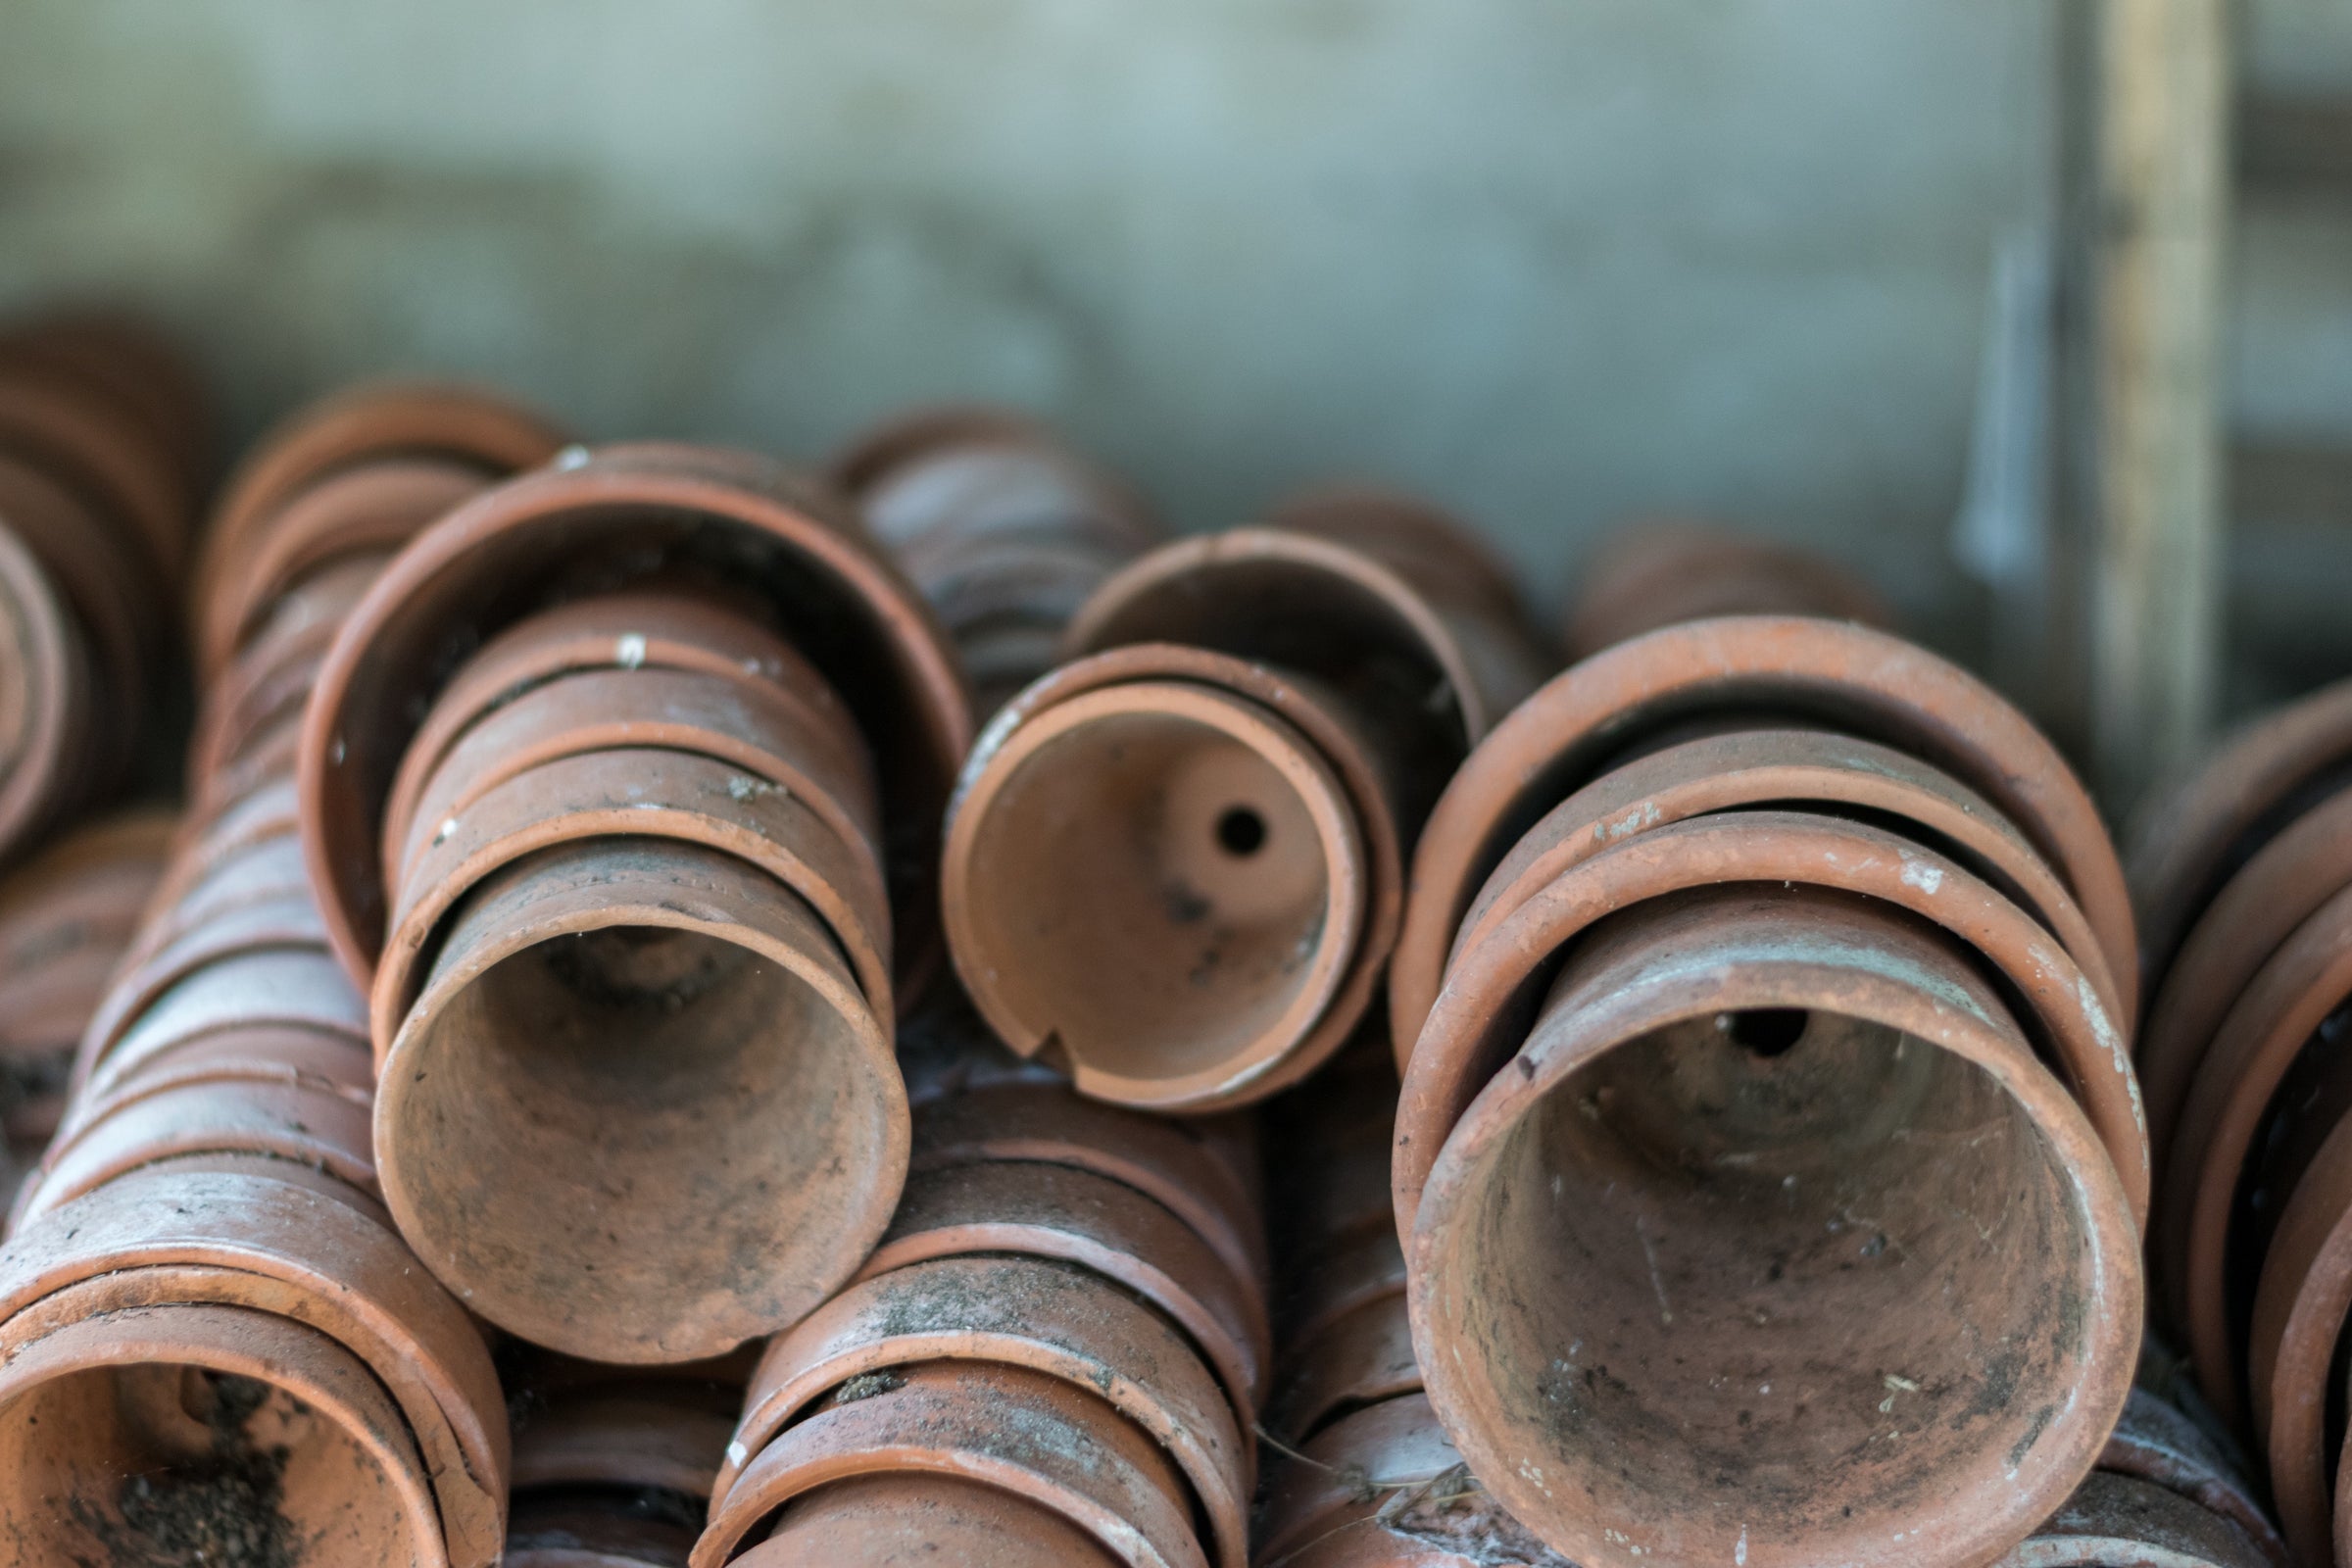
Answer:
top-left (0, 0), bottom-right (2074, 640)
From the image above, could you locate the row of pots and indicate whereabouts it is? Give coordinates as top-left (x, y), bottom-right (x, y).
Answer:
top-left (0, 806), bottom-right (173, 1167)
top-left (938, 499), bottom-right (1550, 1113)
top-left (835, 407), bottom-right (1166, 721)
top-left (2127, 675), bottom-right (2352, 1568)
top-left (695, 1010), bottom-right (1266, 1567)
top-left (285, 439), bottom-right (970, 1366)
top-left (1255, 1035), bottom-right (1549, 1568)
top-left (1386, 613), bottom-right (2149, 1568)
top-left (0, 314), bottom-right (208, 862)
top-left (0, 380), bottom-right (562, 1568)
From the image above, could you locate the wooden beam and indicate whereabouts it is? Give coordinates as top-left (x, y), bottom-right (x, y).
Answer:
top-left (2091, 0), bottom-right (2230, 812)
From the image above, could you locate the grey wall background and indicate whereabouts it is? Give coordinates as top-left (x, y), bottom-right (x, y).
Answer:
top-left (0, 0), bottom-right (2343, 681)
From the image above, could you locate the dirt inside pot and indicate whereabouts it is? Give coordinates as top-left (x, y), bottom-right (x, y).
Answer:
top-left (379, 837), bottom-right (899, 1361)
top-left (0, 1361), bottom-right (408, 1567)
top-left (1430, 948), bottom-right (2114, 1566)
top-left (953, 690), bottom-right (1359, 1102)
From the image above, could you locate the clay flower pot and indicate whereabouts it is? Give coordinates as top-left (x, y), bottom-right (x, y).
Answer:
top-left (195, 380), bottom-right (566, 680)
top-left (502, 1355), bottom-right (744, 1568)
top-left (375, 835), bottom-right (904, 1364)
top-left (694, 1360), bottom-right (1203, 1568)
top-left (945, 654), bottom-right (1376, 1110)
top-left (2098, 1389), bottom-right (2284, 1567)
top-left (1391, 615), bottom-right (2136, 1065)
top-left (2129, 677), bottom-right (2352, 993)
top-left (1407, 886), bottom-right (2140, 1568)
top-left (0, 1295), bottom-right (448, 1567)
top-left (1266, 487), bottom-right (1535, 646)
top-left (0, 358), bottom-right (190, 591)
top-left (858, 1156), bottom-right (1269, 1422)
top-left (833, 405), bottom-right (1162, 718)
top-left (738, 1474), bottom-right (1120, 1567)
top-left (298, 442), bottom-right (969, 999)
top-left (2245, 1108), bottom-right (2352, 1565)
top-left (0, 521), bottom-right (98, 864)
top-left (2000, 1473), bottom-right (2276, 1568)
top-left (724, 1252), bottom-right (1249, 1567)
top-left (1395, 808), bottom-right (2148, 1231)
top-left (0, 1163), bottom-right (511, 1566)
top-left (1267, 1289), bottom-right (1418, 1446)
top-left (76, 945), bottom-right (368, 1102)
top-left (0, 312), bottom-right (210, 514)
top-left (1559, 520), bottom-right (1892, 660)
top-left (906, 1076), bottom-right (1269, 1298)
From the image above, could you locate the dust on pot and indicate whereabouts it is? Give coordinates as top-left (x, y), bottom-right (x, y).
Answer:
top-left (737, 1474), bottom-right (1120, 1568)
top-left (1407, 885), bottom-right (2139, 1568)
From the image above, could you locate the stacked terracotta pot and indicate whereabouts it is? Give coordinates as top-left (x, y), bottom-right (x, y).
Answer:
top-left (1255, 1035), bottom-right (1558, 1568)
top-left (0, 805), bottom-right (173, 1172)
top-left (0, 314), bottom-right (208, 862)
top-left (2127, 676), bottom-right (2352, 1568)
top-left (834, 407), bottom-right (1164, 721)
top-left (505, 1348), bottom-right (752, 1568)
top-left (0, 381), bottom-right (558, 1568)
top-left (294, 442), bottom-right (969, 1365)
top-left (1993, 1349), bottom-right (2286, 1568)
top-left (942, 494), bottom-right (1550, 1111)
top-left (694, 1009), bottom-right (1263, 1567)
top-left (1388, 612), bottom-right (2147, 1568)
top-left (1559, 519), bottom-right (1891, 660)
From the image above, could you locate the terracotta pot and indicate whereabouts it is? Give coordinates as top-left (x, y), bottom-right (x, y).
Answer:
top-left (197, 381), bottom-right (565, 673)
top-left (0, 1163), bottom-right (510, 1566)
top-left (1268, 1289), bottom-right (1418, 1446)
top-left (75, 946), bottom-right (368, 1102)
top-left (497, 1361), bottom-right (740, 1568)
top-left (1391, 615), bottom-right (2135, 1067)
top-left (1408, 886), bottom-right (2140, 1568)
top-left (0, 521), bottom-right (94, 865)
top-left (0, 363), bottom-right (188, 589)
top-left (1445, 725), bottom-right (2127, 1036)
top-left (2248, 1107), bottom-right (2352, 1565)
top-left (375, 835), bottom-right (903, 1364)
top-left (506, 1504), bottom-right (700, 1568)
top-left (726, 1252), bottom-right (1248, 1566)
top-left (2129, 677), bottom-right (2352, 994)
top-left (0, 312), bottom-right (209, 510)
top-left (1279, 1221), bottom-right (1407, 1362)
top-left (736, 1473), bottom-right (1121, 1567)
top-left (1395, 808), bottom-right (2147, 1232)
top-left (2136, 792), bottom-right (2352, 1175)
top-left (17, 1074), bottom-right (376, 1227)
top-left (379, 589), bottom-right (876, 882)
top-left (956, 644), bottom-right (1401, 1115)
top-left (694, 1360), bottom-right (1203, 1568)
top-left (907, 1077), bottom-right (1269, 1300)
top-left (1998, 1473), bottom-right (2275, 1568)
top-left (858, 1157), bottom-right (1268, 1421)
top-left (80, 891), bottom-right (331, 1063)
top-left (0, 449), bottom-right (159, 780)
top-left (298, 442), bottom-right (969, 1000)
top-left (2100, 1389), bottom-right (2285, 1567)
top-left (2159, 881), bottom-right (2352, 1425)
top-left (388, 662), bottom-right (881, 907)
top-left (1265, 486), bottom-right (1533, 641)
top-left (946, 668), bottom-right (1367, 1110)
top-left (834, 407), bottom-right (1162, 719)
top-left (200, 458), bottom-right (491, 682)
top-left (1067, 528), bottom-right (1525, 825)
top-left (0, 1294), bottom-right (448, 1567)
top-left (374, 743), bottom-right (892, 1054)
top-left (133, 830), bottom-right (314, 950)
top-left (1560, 521), bottom-right (1892, 660)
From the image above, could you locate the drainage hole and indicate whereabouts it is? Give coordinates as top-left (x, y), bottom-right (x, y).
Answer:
top-left (1216, 806), bottom-right (1267, 857)
top-left (1721, 1007), bottom-right (1808, 1058)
